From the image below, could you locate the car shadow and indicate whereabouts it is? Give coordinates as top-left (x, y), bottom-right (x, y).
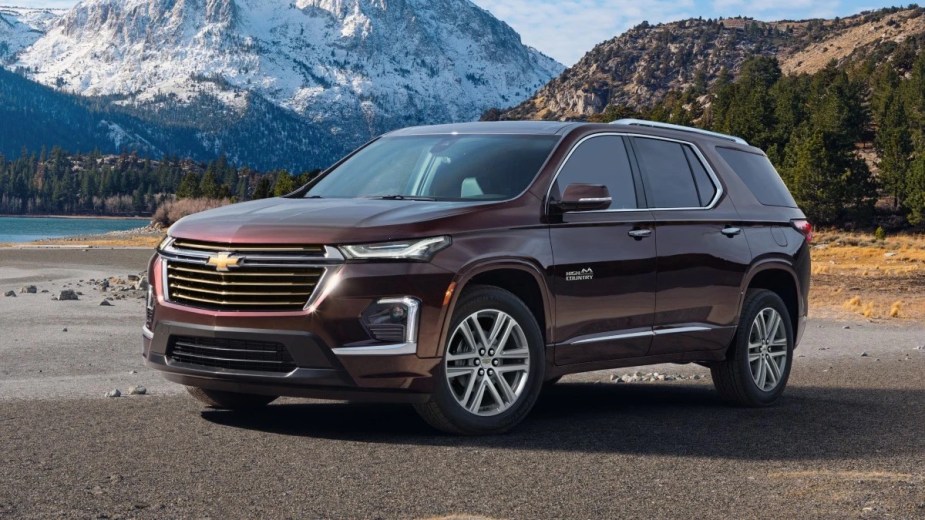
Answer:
top-left (199, 382), bottom-right (923, 460)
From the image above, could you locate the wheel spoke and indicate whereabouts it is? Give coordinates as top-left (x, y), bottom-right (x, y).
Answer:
top-left (770, 338), bottom-right (788, 348)
top-left (496, 363), bottom-right (528, 374)
top-left (458, 319), bottom-right (480, 352)
top-left (756, 357), bottom-right (768, 389)
top-left (487, 313), bottom-right (511, 346)
top-left (765, 358), bottom-right (779, 385)
top-left (459, 372), bottom-right (477, 407)
top-left (748, 353), bottom-right (762, 363)
top-left (768, 350), bottom-right (787, 358)
top-left (468, 379), bottom-right (487, 413)
top-left (765, 312), bottom-right (781, 343)
top-left (446, 350), bottom-right (478, 362)
top-left (471, 315), bottom-right (491, 349)
top-left (446, 366), bottom-right (476, 379)
top-left (484, 377), bottom-right (504, 407)
top-left (499, 347), bottom-right (528, 359)
top-left (754, 312), bottom-right (768, 341)
top-left (494, 374), bottom-right (517, 403)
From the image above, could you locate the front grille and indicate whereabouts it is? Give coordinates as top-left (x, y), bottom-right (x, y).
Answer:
top-left (162, 239), bottom-right (331, 312)
top-left (166, 263), bottom-right (324, 311)
top-left (168, 336), bottom-right (297, 373)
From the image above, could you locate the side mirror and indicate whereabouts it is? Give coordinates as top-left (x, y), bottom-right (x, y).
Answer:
top-left (552, 183), bottom-right (612, 212)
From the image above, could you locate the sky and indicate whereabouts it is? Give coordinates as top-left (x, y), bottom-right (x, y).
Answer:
top-left (16, 0), bottom-right (907, 65)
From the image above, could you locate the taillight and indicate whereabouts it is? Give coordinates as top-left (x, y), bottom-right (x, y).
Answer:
top-left (792, 219), bottom-right (813, 243)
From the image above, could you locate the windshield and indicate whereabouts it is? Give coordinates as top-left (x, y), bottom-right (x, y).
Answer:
top-left (305, 134), bottom-right (559, 200)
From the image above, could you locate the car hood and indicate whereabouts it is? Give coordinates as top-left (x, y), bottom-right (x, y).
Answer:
top-left (168, 197), bottom-right (488, 245)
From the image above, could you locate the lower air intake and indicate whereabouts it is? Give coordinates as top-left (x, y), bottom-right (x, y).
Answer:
top-left (168, 336), bottom-right (297, 374)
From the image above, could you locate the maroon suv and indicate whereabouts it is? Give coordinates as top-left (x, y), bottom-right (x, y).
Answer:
top-left (143, 119), bottom-right (811, 434)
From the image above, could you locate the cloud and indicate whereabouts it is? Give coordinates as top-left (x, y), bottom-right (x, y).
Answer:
top-left (711, 0), bottom-right (844, 20)
top-left (471, 0), bottom-right (696, 66)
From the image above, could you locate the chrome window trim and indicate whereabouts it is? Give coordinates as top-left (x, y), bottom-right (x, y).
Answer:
top-left (566, 325), bottom-right (713, 346)
top-left (545, 132), bottom-right (725, 214)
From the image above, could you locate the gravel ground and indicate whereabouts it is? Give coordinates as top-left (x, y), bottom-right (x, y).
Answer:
top-left (1, 248), bottom-right (923, 519)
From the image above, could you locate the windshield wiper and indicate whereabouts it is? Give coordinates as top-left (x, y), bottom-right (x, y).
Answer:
top-left (367, 195), bottom-right (437, 201)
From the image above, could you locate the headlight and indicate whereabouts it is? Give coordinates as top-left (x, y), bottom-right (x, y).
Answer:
top-left (340, 236), bottom-right (451, 261)
top-left (156, 236), bottom-right (174, 251)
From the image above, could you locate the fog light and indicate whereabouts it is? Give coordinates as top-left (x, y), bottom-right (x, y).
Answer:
top-left (361, 297), bottom-right (420, 344)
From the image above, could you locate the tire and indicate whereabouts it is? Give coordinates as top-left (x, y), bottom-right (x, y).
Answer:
top-left (711, 289), bottom-right (794, 407)
top-left (414, 286), bottom-right (545, 435)
top-left (186, 386), bottom-right (277, 410)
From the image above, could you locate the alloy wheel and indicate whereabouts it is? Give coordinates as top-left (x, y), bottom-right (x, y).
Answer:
top-left (747, 307), bottom-right (789, 392)
top-left (444, 309), bottom-right (531, 416)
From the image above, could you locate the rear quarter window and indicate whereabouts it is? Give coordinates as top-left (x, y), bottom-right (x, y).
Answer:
top-left (716, 148), bottom-right (797, 208)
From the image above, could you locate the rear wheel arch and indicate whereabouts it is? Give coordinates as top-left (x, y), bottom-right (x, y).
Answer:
top-left (741, 262), bottom-right (802, 345)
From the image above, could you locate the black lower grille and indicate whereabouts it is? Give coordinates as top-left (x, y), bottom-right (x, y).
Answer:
top-left (168, 336), bottom-right (296, 373)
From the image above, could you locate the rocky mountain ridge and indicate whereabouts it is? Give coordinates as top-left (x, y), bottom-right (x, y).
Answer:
top-left (504, 7), bottom-right (925, 121)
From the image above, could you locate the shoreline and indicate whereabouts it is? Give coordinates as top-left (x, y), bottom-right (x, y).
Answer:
top-left (0, 214), bottom-right (151, 221)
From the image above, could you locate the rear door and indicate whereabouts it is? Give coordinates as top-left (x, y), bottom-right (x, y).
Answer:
top-left (629, 136), bottom-right (752, 356)
top-left (548, 134), bottom-right (657, 365)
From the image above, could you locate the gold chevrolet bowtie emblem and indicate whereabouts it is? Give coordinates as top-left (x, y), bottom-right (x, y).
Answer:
top-left (207, 252), bottom-right (240, 272)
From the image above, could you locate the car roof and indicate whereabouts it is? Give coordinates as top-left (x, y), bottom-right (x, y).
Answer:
top-left (385, 121), bottom-right (581, 136)
top-left (384, 120), bottom-right (765, 154)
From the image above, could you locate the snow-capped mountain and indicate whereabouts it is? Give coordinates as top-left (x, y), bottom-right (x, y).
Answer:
top-left (2, 0), bottom-right (562, 168)
top-left (0, 5), bottom-right (63, 59)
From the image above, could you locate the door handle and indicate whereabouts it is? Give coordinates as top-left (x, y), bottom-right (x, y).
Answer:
top-left (628, 229), bottom-right (653, 239)
top-left (722, 226), bottom-right (742, 237)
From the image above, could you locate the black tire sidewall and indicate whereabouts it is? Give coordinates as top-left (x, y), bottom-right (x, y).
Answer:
top-left (734, 290), bottom-right (794, 405)
top-left (431, 286), bottom-right (545, 434)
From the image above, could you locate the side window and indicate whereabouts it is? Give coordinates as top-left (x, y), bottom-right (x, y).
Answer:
top-left (684, 146), bottom-right (717, 206)
top-left (553, 135), bottom-right (637, 210)
top-left (633, 137), bottom-right (716, 209)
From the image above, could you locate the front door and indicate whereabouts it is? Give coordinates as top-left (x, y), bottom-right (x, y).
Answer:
top-left (548, 134), bottom-right (657, 365)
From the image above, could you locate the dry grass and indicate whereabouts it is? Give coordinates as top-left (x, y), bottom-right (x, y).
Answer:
top-left (811, 229), bottom-right (925, 320)
top-left (152, 197), bottom-right (230, 228)
top-left (780, 9), bottom-right (925, 75)
top-left (0, 235), bottom-right (164, 249)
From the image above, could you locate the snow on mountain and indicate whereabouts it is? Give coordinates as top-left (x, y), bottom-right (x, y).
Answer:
top-left (0, 5), bottom-right (64, 60)
top-left (10, 0), bottom-right (563, 163)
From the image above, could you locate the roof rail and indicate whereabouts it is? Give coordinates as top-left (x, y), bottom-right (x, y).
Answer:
top-left (611, 118), bottom-right (749, 145)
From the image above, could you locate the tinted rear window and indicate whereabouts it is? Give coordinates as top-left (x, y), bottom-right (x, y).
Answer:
top-left (716, 148), bottom-right (797, 208)
top-left (633, 138), bottom-right (701, 208)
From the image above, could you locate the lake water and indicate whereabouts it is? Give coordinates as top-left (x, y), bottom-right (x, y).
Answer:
top-left (0, 216), bottom-right (146, 243)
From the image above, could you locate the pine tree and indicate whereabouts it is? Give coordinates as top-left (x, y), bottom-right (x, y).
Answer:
top-left (273, 171), bottom-right (296, 196)
top-left (176, 172), bottom-right (201, 199)
top-left (906, 154), bottom-right (925, 226)
top-left (199, 171), bottom-right (220, 199)
top-left (253, 176), bottom-right (272, 199)
top-left (875, 90), bottom-right (912, 208)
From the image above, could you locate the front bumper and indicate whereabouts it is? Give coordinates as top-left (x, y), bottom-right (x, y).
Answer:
top-left (143, 253), bottom-right (453, 401)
